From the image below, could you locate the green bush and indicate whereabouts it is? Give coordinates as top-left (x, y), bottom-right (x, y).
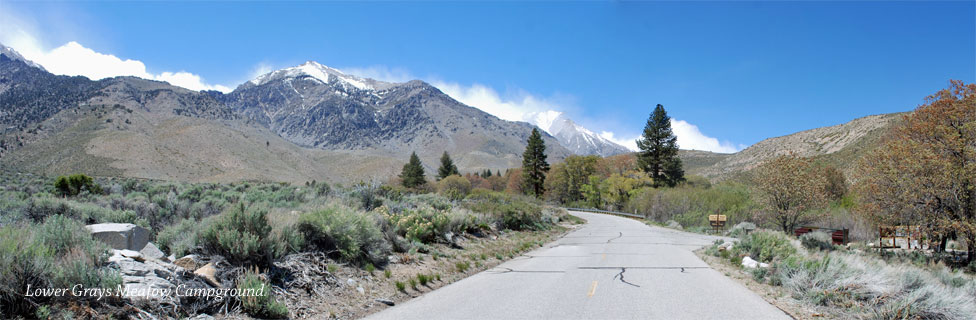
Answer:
top-left (157, 218), bottom-right (205, 257)
top-left (800, 232), bottom-right (834, 251)
top-left (733, 230), bottom-right (797, 263)
top-left (296, 204), bottom-right (390, 266)
top-left (437, 175), bottom-right (471, 201)
top-left (464, 191), bottom-right (545, 230)
top-left (395, 281), bottom-right (406, 292)
top-left (198, 203), bottom-right (275, 265)
top-left (53, 174), bottom-right (101, 197)
top-left (238, 270), bottom-right (289, 319)
top-left (0, 216), bottom-right (119, 316)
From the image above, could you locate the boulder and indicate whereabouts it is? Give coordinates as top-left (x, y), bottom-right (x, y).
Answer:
top-left (375, 298), bottom-right (395, 306)
top-left (140, 242), bottom-right (165, 260)
top-left (194, 263), bottom-right (221, 288)
top-left (118, 249), bottom-right (145, 262)
top-left (112, 260), bottom-right (178, 303)
top-left (87, 223), bottom-right (150, 251)
top-left (741, 256), bottom-right (769, 269)
top-left (174, 255), bottom-right (203, 271)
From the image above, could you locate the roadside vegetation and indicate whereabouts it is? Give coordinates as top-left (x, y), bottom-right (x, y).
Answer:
top-left (0, 168), bottom-right (576, 318)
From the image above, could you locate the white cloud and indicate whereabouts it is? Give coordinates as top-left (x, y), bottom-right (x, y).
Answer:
top-left (430, 81), bottom-right (561, 122)
top-left (340, 65), bottom-right (414, 83)
top-left (599, 131), bottom-right (640, 151)
top-left (0, 14), bottom-right (233, 93)
top-left (670, 119), bottom-right (740, 153)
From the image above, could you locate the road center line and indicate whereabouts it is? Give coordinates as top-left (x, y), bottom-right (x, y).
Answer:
top-left (587, 281), bottom-right (598, 297)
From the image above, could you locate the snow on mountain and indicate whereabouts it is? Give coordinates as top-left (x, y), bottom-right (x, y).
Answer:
top-left (522, 111), bottom-right (631, 157)
top-left (248, 61), bottom-right (386, 91)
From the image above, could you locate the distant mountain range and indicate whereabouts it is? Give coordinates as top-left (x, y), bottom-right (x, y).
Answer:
top-left (0, 43), bottom-right (903, 183)
top-left (0, 45), bottom-right (574, 183)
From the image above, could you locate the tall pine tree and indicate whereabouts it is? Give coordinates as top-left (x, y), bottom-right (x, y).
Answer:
top-left (636, 104), bottom-right (684, 187)
top-left (400, 152), bottom-right (427, 188)
top-left (437, 151), bottom-right (459, 180)
top-left (521, 128), bottom-right (550, 197)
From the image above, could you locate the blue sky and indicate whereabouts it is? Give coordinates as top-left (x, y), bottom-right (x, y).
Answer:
top-left (1, 1), bottom-right (973, 152)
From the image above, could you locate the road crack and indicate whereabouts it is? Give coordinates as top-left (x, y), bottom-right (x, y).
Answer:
top-left (607, 232), bottom-right (623, 243)
top-left (613, 267), bottom-right (640, 287)
top-left (486, 267), bottom-right (565, 274)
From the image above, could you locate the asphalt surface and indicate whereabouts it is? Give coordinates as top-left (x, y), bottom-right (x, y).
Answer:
top-left (365, 211), bottom-right (791, 320)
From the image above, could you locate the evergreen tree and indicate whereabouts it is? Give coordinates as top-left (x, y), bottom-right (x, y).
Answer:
top-left (400, 152), bottom-right (427, 188)
top-left (485, 169), bottom-right (493, 177)
top-left (636, 104), bottom-right (684, 187)
top-left (521, 128), bottom-right (550, 197)
top-left (436, 151), bottom-right (459, 180)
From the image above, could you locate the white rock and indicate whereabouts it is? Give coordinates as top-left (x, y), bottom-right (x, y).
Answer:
top-left (356, 286), bottom-right (365, 294)
top-left (347, 278), bottom-right (357, 286)
top-left (140, 242), bottom-right (165, 260)
top-left (741, 256), bottom-right (760, 269)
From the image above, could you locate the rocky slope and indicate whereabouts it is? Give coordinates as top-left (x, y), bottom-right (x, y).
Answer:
top-left (685, 113), bottom-right (903, 180)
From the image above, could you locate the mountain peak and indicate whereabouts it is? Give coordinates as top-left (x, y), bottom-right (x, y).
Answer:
top-left (521, 110), bottom-right (630, 156)
top-left (248, 60), bottom-right (378, 90)
top-left (0, 43), bottom-right (46, 71)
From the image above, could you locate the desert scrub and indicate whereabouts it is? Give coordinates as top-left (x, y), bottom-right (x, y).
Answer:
top-left (395, 281), bottom-right (406, 292)
top-left (238, 270), bottom-right (289, 319)
top-left (296, 203), bottom-right (390, 266)
top-left (437, 175), bottom-right (472, 201)
top-left (199, 203), bottom-right (276, 265)
top-left (0, 216), bottom-right (120, 316)
top-left (732, 229), bottom-right (797, 263)
top-left (464, 191), bottom-right (545, 230)
top-left (773, 252), bottom-right (976, 319)
top-left (799, 231), bottom-right (834, 251)
top-left (157, 218), bottom-right (205, 257)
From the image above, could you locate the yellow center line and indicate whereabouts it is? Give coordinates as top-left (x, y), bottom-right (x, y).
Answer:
top-left (601, 254), bottom-right (607, 261)
top-left (587, 281), bottom-right (598, 297)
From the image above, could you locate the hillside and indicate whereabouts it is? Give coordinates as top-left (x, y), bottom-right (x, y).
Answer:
top-left (0, 49), bottom-right (572, 183)
top-left (692, 113), bottom-right (903, 180)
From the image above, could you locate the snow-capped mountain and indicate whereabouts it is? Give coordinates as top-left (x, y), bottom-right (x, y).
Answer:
top-left (522, 111), bottom-right (631, 157)
top-left (223, 60), bottom-right (571, 160)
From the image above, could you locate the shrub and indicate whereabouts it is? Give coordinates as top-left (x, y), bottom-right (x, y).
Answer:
top-left (733, 229), bottom-right (797, 263)
top-left (382, 206), bottom-right (450, 243)
top-left (157, 218), bottom-right (204, 257)
top-left (455, 261), bottom-right (470, 272)
top-left (464, 191), bottom-right (546, 230)
top-left (384, 269), bottom-right (392, 278)
top-left (417, 273), bottom-right (430, 286)
top-left (199, 203), bottom-right (275, 265)
top-left (296, 204), bottom-right (390, 266)
top-left (238, 270), bottom-right (288, 319)
top-left (409, 278), bottom-right (418, 290)
top-left (727, 222), bottom-right (757, 238)
top-left (353, 182), bottom-right (382, 211)
top-left (773, 253), bottom-right (976, 319)
top-left (799, 231), bottom-right (834, 251)
top-left (437, 175), bottom-right (471, 201)
top-left (0, 216), bottom-right (119, 316)
top-left (365, 263), bottom-right (375, 274)
top-left (53, 174), bottom-right (101, 197)
top-left (395, 281), bottom-right (406, 292)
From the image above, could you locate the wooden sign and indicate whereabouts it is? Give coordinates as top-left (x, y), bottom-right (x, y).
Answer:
top-left (708, 215), bottom-right (727, 227)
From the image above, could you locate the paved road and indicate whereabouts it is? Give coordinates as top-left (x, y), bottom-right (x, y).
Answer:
top-left (365, 211), bottom-right (790, 320)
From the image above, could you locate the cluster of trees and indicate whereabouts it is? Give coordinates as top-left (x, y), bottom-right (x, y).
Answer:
top-left (396, 105), bottom-right (687, 205)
